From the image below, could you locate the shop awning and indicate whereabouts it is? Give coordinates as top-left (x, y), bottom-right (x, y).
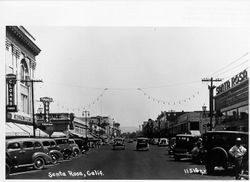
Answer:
top-left (188, 130), bottom-right (201, 136)
top-left (6, 122), bottom-right (30, 136)
top-left (51, 131), bottom-right (67, 137)
top-left (8, 123), bottom-right (49, 137)
top-left (68, 130), bottom-right (84, 138)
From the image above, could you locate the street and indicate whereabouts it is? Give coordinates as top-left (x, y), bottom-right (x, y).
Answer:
top-left (8, 143), bottom-right (235, 180)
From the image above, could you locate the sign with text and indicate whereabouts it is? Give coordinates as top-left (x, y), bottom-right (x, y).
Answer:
top-left (40, 97), bottom-right (53, 123)
top-left (49, 113), bottom-right (71, 120)
top-left (6, 74), bottom-right (17, 112)
top-left (216, 70), bottom-right (248, 95)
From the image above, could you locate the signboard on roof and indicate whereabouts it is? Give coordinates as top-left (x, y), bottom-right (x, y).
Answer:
top-left (216, 70), bottom-right (248, 95)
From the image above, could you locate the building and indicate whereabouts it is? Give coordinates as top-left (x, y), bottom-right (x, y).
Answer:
top-left (214, 69), bottom-right (248, 131)
top-left (5, 26), bottom-right (47, 137)
top-left (168, 111), bottom-right (212, 136)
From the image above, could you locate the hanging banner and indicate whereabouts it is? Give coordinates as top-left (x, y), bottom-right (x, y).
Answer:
top-left (6, 74), bottom-right (17, 112)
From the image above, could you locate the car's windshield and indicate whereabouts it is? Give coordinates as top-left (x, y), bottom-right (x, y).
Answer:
top-left (137, 139), bottom-right (148, 143)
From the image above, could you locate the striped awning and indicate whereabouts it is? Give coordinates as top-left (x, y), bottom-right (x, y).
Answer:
top-left (6, 122), bottom-right (49, 137)
top-left (6, 122), bottom-right (30, 136)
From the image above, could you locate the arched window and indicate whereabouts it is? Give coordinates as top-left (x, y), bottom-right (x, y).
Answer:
top-left (20, 59), bottom-right (29, 86)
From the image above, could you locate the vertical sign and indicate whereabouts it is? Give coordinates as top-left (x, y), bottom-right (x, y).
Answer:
top-left (40, 97), bottom-right (53, 123)
top-left (6, 74), bottom-right (17, 112)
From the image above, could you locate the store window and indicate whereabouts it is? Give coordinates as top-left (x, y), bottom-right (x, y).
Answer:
top-left (190, 122), bottom-right (199, 130)
top-left (227, 109), bottom-right (238, 121)
top-left (238, 105), bottom-right (249, 120)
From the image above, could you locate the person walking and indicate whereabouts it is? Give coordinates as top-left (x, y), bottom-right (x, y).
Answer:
top-left (229, 137), bottom-right (247, 180)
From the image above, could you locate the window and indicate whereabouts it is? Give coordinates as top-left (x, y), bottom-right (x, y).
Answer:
top-left (23, 141), bottom-right (33, 148)
top-left (20, 59), bottom-right (29, 86)
top-left (42, 141), bottom-right (50, 147)
top-left (50, 141), bottom-right (56, 147)
top-left (238, 105), bottom-right (249, 120)
top-left (34, 142), bottom-right (42, 148)
top-left (227, 109), bottom-right (238, 121)
top-left (190, 122), bottom-right (199, 130)
top-left (21, 94), bottom-right (28, 113)
top-left (8, 142), bottom-right (20, 150)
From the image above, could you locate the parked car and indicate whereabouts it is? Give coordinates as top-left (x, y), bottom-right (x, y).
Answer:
top-left (158, 138), bottom-right (169, 147)
top-left (168, 137), bottom-right (176, 155)
top-left (136, 138), bottom-right (149, 151)
top-left (54, 138), bottom-right (73, 159)
top-left (152, 138), bottom-right (159, 145)
top-left (73, 138), bottom-right (89, 153)
top-left (128, 138), bottom-right (134, 143)
top-left (113, 138), bottom-right (125, 150)
top-left (202, 131), bottom-right (248, 174)
top-left (6, 138), bottom-right (52, 176)
top-left (173, 134), bottom-right (200, 161)
top-left (69, 139), bottom-right (81, 157)
top-left (40, 138), bottom-right (63, 164)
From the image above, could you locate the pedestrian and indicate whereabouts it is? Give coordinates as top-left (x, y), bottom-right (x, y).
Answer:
top-left (228, 137), bottom-right (247, 180)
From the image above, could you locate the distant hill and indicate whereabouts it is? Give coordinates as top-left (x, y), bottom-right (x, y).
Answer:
top-left (120, 126), bottom-right (138, 133)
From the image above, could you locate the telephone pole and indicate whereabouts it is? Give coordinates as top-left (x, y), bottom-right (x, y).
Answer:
top-left (20, 79), bottom-right (43, 137)
top-left (82, 110), bottom-right (90, 138)
top-left (202, 77), bottom-right (222, 131)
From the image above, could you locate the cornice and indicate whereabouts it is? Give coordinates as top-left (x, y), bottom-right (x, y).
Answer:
top-left (6, 26), bottom-right (41, 56)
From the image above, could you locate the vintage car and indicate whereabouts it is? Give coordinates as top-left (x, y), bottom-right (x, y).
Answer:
top-left (158, 138), bottom-right (169, 147)
top-left (173, 134), bottom-right (200, 161)
top-left (113, 138), bottom-right (125, 150)
top-left (73, 138), bottom-right (89, 153)
top-left (6, 138), bottom-right (52, 176)
top-left (202, 131), bottom-right (248, 174)
top-left (69, 139), bottom-right (81, 157)
top-left (40, 138), bottom-right (63, 164)
top-left (54, 138), bottom-right (73, 159)
top-left (128, 138), bottom-right (134, 143)
top-left (136, 138), bottom-right (149, 151)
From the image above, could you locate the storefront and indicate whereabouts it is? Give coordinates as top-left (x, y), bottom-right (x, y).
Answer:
top-left (215, 69), bottom-right (249, 131)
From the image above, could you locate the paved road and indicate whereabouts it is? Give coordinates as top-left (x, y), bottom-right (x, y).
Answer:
top-left (8, 142), bottom-right (235, 180)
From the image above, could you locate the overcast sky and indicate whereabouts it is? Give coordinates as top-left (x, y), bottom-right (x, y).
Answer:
top-left (28, 27), bottom-right (249, 130)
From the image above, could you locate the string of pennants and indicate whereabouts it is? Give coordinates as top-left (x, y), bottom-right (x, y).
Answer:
top-left (52, 88), bottom-right (108, 113)
top-left (137, 88), bottom-right (200, 106)
top-left (46, 87), bottom-right (200, 114)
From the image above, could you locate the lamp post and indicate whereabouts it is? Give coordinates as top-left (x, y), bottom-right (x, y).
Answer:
top-left (202, 104), bottom-right (207, 132)
top-left (82, 110), bottom-right (90, 138)
top-left (202, 104), bottom-right (207, 117)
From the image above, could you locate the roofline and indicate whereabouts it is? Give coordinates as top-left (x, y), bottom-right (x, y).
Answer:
top-left (205, 131), bottom-right (248, 134)
top-left (6, 26), bottom-right (41, 56)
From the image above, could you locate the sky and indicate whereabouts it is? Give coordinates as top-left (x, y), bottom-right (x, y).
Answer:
top-left (26, 27), bottom-right (249, 131)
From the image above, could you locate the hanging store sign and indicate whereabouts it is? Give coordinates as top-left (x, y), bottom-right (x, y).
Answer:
top-left (216, 70), bottom-right (248, 95)
top-left (40, 97), bottom-right (53, 123)
top-left (6, 74), bottom-right (17, 112)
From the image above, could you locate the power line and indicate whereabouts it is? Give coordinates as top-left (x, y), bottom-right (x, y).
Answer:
top-left (213, 59), bottom-right (249, 77)
top-left (221, 67), bottom-right (249, 81)
top-left (207, 52), bottom-right (249, 78)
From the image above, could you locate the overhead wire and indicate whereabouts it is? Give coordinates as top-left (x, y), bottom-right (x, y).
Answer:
top-left (206, 52), bottom-right (249, 78)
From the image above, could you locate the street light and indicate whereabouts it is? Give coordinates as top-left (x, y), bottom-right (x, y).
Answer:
top-left (202, 104), bottom-right (207, 117)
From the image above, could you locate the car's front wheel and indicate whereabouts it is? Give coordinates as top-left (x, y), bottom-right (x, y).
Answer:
top-left (73, 149), bottom-right (80, 157)
top-left (33, 157), bottom-right (45, 170)
top-left (50, 153), bottom-right (58, 164)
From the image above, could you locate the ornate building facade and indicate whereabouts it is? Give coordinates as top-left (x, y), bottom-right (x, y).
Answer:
top-left (5, 26), bottom-right (43, 137)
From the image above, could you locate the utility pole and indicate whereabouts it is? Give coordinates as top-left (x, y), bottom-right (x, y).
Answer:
top-left (21, 79), bottom-right (43, 137)
top-left (202, 77), bottom-right (222, 131)
top-left (82, 110), bottom-right (90, 138)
